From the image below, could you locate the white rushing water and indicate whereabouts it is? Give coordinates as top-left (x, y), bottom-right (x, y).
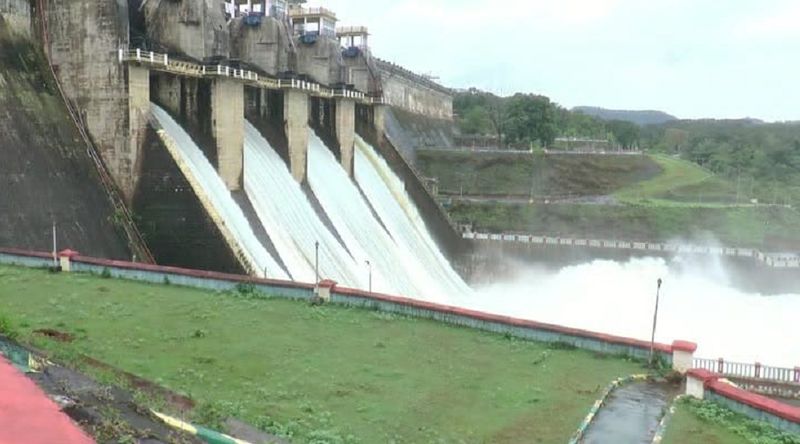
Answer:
top-left (155, 108), bottom-right (796, 368)
top-left (354, 136), bottom-right (473, 301)
top-left (469, 256), bottom-right (800, 367)
top-left (150, 104), bottom-right (287, 279)
top-left (308, 132), bottom-right (443, 298)
top-left (243, 123), bottom-right (365, 286)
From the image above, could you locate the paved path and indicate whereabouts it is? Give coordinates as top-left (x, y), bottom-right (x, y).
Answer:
top-left (581, 382), bottom-right (677, 444)
top-left (0, 356), bottom-right (94, 444)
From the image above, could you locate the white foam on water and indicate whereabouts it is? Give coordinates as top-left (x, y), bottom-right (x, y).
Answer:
top-left (243, 123), bottom-right (364, 286)
top-left (354, 136), bottom-right (473, 301)
top-left (308, 132), bottom-right (441, 297)
top-left (470, 257), bottom-right (800, 367)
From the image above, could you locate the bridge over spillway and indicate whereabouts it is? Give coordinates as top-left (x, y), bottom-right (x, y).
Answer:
top-left (121, 48), bottom-right (386, 191)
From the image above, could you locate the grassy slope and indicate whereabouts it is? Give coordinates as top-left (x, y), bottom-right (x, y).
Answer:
top-left (615, 155), bottom-right (712, 201)
top-left (0, 265), bottom-right (642, 443)
top-left (662, 398), bottom-right (800, 444)
top-left (426, 151), bottom-right (800, 248)
top-left (416, 150), bottom-right (662, 197)
top-left (661, 405), bottom-right (749, 444)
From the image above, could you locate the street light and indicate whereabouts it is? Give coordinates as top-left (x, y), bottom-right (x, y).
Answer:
top-left (314, 241), bottom-right (320, 285)
top-left (365, 260), bottom-right (372, 293)
top-left (649, 278), bottom-right (664, 368)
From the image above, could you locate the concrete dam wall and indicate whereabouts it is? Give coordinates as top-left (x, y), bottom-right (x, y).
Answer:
top-left (0, 17), bottom-right (130, 259)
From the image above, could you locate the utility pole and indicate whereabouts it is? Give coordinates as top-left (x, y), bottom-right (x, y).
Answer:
top-left (365, 260), bottom-right (372, 293)
top-left (51, 221), bottom-right (58, 268)
top-left (649, 278), bottom-right (664, 368)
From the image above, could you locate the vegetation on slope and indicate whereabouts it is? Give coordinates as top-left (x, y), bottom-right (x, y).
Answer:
top-left (0, 265), bottom-right (643, 443)
top-left (662, 397), bottom-right (800, 444)
top-left (417, 150), bottom-right (661, 197)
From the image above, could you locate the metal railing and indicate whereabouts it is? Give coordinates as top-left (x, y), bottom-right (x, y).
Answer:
top-left (462, 232), bottom-right (800, 269)
top-left (693, 358), bottom-right (800, 384)
top-left (118, 49), bottom-right (379, 104)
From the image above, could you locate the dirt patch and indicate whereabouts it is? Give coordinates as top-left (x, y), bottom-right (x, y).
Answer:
top-left (34, 328), bottom-right (75, 342)
top-left (81, 355), bottom-right (195, 413)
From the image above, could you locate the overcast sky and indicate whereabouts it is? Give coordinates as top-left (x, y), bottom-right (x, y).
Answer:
top-left (312, 0), bottom-right (800, 121)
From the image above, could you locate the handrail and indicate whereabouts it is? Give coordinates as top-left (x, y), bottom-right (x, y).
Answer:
top-left (37, 1), bottom-right (155, 264)
top-left (463, 232), bottom-right (800, 269)
top-left (119, 49), bottom-right (378, 104)
top-left (693, 357), bottom-right (800, 384)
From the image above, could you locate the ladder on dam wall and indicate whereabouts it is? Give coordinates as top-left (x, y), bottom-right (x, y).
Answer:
top-left (36, 2), bottom-right (155, 264)
top-left (118, 49), bottom-right (383, 105)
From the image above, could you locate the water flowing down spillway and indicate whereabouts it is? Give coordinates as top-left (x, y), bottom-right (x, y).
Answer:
top-left (152, 105), bottom-right (796, 367)
top-left (150, 104), bottom-right (287, 279)
top-left (308, 133), bottom-right (447, 298)
top-left (243, 123), bottom-right (365, 286)
top-left (354, 136), bottom-right (473, 299)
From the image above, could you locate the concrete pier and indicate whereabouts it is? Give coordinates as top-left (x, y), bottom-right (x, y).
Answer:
top-left (284, 90), bottom-right (309, 183)
top-left (126, 65), bottom-right (150, 201)
top-left (335, 98), bottom-right (355, 176)
top-left (212, 78), bottom-right (244, 190)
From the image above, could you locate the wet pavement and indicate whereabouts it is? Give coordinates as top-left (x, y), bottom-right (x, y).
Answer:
top-left (581, 381), bottom-right (678, 444)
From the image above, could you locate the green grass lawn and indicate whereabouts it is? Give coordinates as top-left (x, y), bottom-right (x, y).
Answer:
top-left (0, 265), bottom-right (643, 444)
top-left (614, 154), bottom-right (713, 202)
top-left (662, 397), bottom-right (800, 444)
top-left (416, 150), bottom-right (661, 197)
top-left (450, 202), bottom-right (800, 250)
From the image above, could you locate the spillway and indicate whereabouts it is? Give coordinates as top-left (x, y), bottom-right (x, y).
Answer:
top-left (308, 132), bottom-right (443, 298)
top-left (150, 104), bottom-right (287, 279)
top-left (354, 136), bottom-right (473, 300)
top-left (243, 123), bottom-right (365, 286)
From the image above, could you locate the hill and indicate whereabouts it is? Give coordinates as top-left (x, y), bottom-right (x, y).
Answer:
top-left (573, 106), bottom-right (678, 126)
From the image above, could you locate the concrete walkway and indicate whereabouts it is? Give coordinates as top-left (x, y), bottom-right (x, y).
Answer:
top-left (0, 356), bottom-right (94, 444)
top-left (581, 382), bottom-right (677, 444)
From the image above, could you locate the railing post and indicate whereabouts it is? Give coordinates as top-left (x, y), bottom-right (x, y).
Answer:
top-left (118, 48), bottom-right (123, 63)
top-left (754, 362), bottom-right (762, 379)
top-left (150, 51), bottom-right (155, 63)
top-left (717, 358), bottom-right (724, 374)
top-left (795, 367), bottom-right (800, 383)
top-left (136, 48), bottom-right (141, 61)
top-left (164, 54), bottom-right (168, 66)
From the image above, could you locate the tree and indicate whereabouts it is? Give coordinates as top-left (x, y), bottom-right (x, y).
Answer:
top-left (504, 94), bottom-right (557, 147)
top-left (607, 120), bottom-right (640, 150)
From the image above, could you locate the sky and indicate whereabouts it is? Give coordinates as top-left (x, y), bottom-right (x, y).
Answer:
top-left (311, 0), bottom-right (800, 122)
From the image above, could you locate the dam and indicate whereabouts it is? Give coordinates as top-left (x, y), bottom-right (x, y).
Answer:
top-left (1, 0), bottom-right (798, 376)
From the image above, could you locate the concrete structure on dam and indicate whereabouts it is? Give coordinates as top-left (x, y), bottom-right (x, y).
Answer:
top-left (9, 0), bottom-right (462, 271)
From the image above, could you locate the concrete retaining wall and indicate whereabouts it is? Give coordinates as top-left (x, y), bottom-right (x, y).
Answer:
top-left (42, 0), bottom-right (136, 200)
top-left (687, 369), bottom-right (800, 435)
top-left (0, 248), bottom-right (691, 367)
top-left (0, 24), bottom-right (131, 260)
top-left (376, 59), bottom-right (453, 120)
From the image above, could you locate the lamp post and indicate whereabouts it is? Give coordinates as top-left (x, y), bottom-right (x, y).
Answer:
top-left (51, 221), bottom-right (58, 269)
top-left (649, 278), bottom-right (663, 368)
top-left (314, 241), bottom-right (320, 285)
top-left (365, 260), bottom-right (372, 293)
